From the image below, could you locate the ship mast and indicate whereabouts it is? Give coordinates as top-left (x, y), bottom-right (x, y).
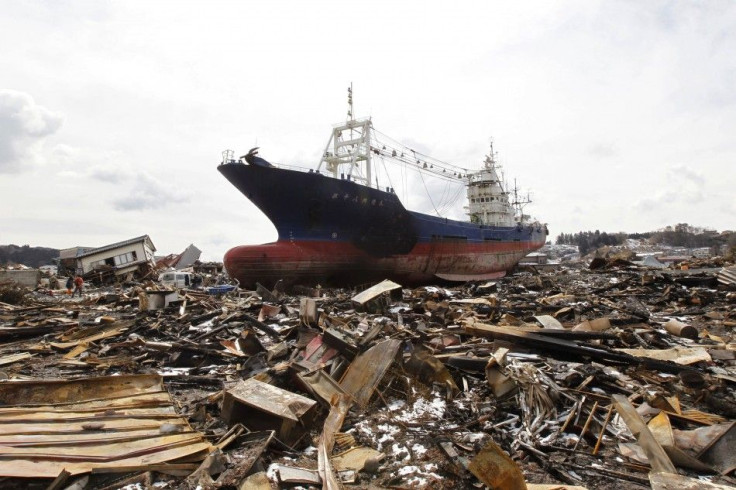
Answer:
top-left (511, 180), bottom-right (532, 223)
top-left (317, 84), bottom-right (373, 187)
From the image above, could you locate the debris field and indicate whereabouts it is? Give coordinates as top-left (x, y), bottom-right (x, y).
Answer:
top-left (0, 259), bottom-right (735, 489)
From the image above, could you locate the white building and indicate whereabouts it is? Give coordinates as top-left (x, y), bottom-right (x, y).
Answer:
top-left (75, 235), bottom-right (156, 278)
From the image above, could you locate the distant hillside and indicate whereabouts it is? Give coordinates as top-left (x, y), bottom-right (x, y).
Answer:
top-left (0, 245), bottom-right (59, 268)
top-left (556, 223), bottom-right (736, 256)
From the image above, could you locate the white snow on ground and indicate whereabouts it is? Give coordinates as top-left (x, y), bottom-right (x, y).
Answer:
top-left (391, 462), bottom-right (443, 488)
top-left (411, 443), bottom-right (428, 457)
top-left (350, 390), bottom-right (451, 487)
top-left (392, 443), bottom-right (411, 460)
top-left (394, 394), bottom-right (446, 422)
top-left (388, 399), bottom-right (406, 411)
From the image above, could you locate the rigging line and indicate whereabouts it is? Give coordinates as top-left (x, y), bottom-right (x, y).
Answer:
top-left (417, 166), bottom-right (442, 217)
top-left (437, 181), bottom-right (452, 212)
top-left (371, 133), bottom-right (454, 171)
top-left (402, 152), bottom-right (408, 207)
top-left (369, 145), bottom-right (466, 184)
top-left (372, 129), bottom-right (461, 170)
top-left (377, 146), bottom-right (465, 178)
top-left (372, 128), bottom-right (469, 172)
top-left (375, 153), bottom-right (467, 184)
top-left (371, 134), bottom-right (463, 206)
top-left (380, 156), bottom-right (397, 195)
top-left (438, 184), bottom-right (458, 215)
top-left (438, 175), bottom-right (460, 212)
top-left (440, 183), bottom-right (465, 215)
top-left (370, 135), bottom-right (470, 185)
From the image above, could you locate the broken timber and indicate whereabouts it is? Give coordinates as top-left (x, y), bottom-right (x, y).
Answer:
top-left (463, 321), bottom-right (704, 374)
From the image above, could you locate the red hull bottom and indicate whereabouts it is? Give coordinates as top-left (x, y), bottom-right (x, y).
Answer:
top-left (224, 240), bottom-right (545, 288)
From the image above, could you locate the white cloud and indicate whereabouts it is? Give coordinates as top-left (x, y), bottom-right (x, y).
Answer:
top-left (0, 89), bottom-right (63, 173)
top-left (634, 165), bottom-right (706, 213)
top-left (89, 164), bottom-right (129, 184)
top-left (112, 172), bottom-right (190, 211)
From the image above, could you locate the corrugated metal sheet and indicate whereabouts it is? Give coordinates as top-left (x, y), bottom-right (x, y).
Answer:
top-left (176, 244), bottom-right (202, 270)
top-left (0, 374), bottom-right (211, 477)
top-left (718, 266), bottom-right (736, 286)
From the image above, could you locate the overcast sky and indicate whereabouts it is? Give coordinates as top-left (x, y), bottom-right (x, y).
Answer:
top-left (1, 1), bottom-right (734, 260)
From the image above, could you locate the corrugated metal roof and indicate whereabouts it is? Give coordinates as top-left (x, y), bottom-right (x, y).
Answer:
top-left (718, 266), bottom-right (736, 286)
top-left (0, 374), bottom-right (211, 478)
top-left (76, 235), bottom-right (156, 259)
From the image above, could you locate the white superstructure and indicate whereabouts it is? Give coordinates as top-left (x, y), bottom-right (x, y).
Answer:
top-left (317, 84), bottom-right (374, 187)
top-left (465, 143), bottom-right (520, 227)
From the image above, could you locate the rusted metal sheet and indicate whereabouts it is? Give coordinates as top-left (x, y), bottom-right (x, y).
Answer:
top-left (298, 369), bottom-right (347, 406)
top-left (317, 393), bottom-right (351, 490)
top-left (221, 377), bottom-right (317, 445)
top-left (698, 421), bottom-right (736, 475)
top-left (0, 374), bottom-right (212, 478)
top-left (339, 338), bottom-right (401, 408)
top-left (468, 438), bottom-right (527, 490)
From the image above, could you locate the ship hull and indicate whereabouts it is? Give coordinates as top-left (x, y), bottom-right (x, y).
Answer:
top-left (218, 161), bottom-right (546, 287)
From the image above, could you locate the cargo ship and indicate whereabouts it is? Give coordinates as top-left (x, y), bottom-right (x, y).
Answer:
top-left (218, 92), bottom-right (547, 287)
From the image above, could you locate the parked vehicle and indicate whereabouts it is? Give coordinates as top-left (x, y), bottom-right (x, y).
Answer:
top-left (159, 271), bottom-right (192, 288)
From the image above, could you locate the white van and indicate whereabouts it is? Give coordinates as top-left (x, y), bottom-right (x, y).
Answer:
top-left (159, 271), bottom-right (192, 288)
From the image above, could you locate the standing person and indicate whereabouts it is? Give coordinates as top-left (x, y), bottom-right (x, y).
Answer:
top-left (65, 276), bottom-right (74, 294)
top-left (72, 275), bottom-right (84, 297)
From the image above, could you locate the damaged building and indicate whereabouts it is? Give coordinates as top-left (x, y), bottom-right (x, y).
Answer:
top-left (62, 235), bottom-right (157, 283)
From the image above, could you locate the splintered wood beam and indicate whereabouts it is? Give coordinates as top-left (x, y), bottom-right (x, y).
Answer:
top-left (463, 322), bottom-right (697, 374)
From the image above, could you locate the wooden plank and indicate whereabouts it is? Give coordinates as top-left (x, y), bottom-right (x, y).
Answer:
top-left (464, 321), bottom-right (696, 374)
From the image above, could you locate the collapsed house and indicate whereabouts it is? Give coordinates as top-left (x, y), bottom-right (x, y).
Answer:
top-left (59, 235), bottom-right (157, 284)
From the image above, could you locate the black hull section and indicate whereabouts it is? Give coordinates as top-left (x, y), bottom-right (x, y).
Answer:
top-left (218, 163), bottom-right (417, 256)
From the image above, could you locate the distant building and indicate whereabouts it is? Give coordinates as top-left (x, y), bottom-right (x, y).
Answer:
top-left (38, 265), bottom-right (58, 275)
top-left (193, 261), bottom-right (224, 276)
top-left (691, 248), bottom-right (711, 259)
top-left (519, 252), bottom-right (548, 265)
top-left (658, 255), bottom-right (689, 265)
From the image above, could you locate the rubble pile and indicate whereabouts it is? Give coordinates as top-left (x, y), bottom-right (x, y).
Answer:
top-left (0, 261), bottom-right (734, 489)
